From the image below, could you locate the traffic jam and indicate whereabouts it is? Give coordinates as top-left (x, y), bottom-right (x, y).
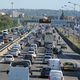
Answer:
top-left (0, 23), bottom-right (80, 80)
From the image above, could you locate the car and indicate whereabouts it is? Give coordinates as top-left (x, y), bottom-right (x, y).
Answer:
top-left (43, 55), bottom-right (52, 64)
top-left (21, 60), bottom-right (31, 70)
top-left (60, 43), bottom-right (67, 49)
top-left (28, 47), bottom-right (35, 52)
top-left (45, 48), bottom-right (53, 53)
top-left (53, 29), bottom-right (55, 33)
top-left (53, 47), bottom-right (59, 54)
top-left (3, 37), bottom-right (9, 43)
top-left (63, 62), bottom-right (77, 71)
top-left (44, 53), bottom-right (53, 56)
top-left (8, 36), bottom-right (13, 41)
top-left (30, 44), bottom-right (38, 53)
top-left (13, 31), bottom-right (18, 35)
top-left (45, 43), bottom-right (53, 49)
top-left (23, 54), bottom-right (34, 64)
top-left (28, 51), bottom-right (36, 59)
top-left (4, 54), bottom-right (14, 63)
top-left (40, 66), bottom-right (51, 77)
top-left (49, 70), bottom-right (64, 80)
top-left (9, 49), bottom-right (21, 57)
top-left (0, 41), bottom-right (4, 46)
top-left (3, 30), bottom-right (8, 35)
top-left (12, 44), bottom-right (21, 50)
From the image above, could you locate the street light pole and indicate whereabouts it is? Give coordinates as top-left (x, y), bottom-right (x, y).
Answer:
top-left (11, 2), bottom-right (14, 18)
top-left (68, 2), bottom-right (77, 41)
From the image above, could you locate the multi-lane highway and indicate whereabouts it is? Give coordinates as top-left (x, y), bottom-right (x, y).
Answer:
top-left (0, 24), bottom-right (80, 80)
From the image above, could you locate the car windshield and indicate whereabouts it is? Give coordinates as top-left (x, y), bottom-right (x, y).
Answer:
top-left (52, 72), bottom-right (61, 76)
top-left (29, 48), bottom-right (34, 51)
top-left (43, 68), bottom-right (50, 71)
top-left (9, 37), bottom-right (12, 38)
top-left (11, 61), bottom-right (29, 67)
top-left (30, 45), bottom-right (35, 47)
top-left (24, 55), bottom-right (32, 59)
top-left (28, 52), bottom-right (34, 54)
top-left (64, 62), bottom-right (74, 65)
top-left (45, 56), bottom-right (51, 59)
top-left (11, 49), bottom-right (17, 52)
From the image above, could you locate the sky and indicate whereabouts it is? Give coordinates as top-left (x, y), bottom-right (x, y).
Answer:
top-left (0, 0), bottom-right (80, 10)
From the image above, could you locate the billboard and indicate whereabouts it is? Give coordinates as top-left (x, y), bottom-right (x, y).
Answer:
top-left (39, 18), bottom-right (51, 23)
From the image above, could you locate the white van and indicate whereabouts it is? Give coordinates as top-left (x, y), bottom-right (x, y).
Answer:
top-left (8, 60), bottom-right (29, 80)
top-left (49, 70), bottom-right (64, 80)
top-left (48, 58), bottom-right (61, 70)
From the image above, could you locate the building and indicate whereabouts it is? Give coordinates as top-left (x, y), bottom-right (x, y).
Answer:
top-left (51, 20), bottom-right (75, 28)
top-left (10, 11), bottom-right (24, 18)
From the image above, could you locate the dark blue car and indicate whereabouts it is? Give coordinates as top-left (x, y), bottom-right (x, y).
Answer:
top-left (40, 66), bottom-right (51, 78)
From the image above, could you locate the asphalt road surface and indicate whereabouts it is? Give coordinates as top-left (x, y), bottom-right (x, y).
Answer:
top-left (0, 27), bottom-right (80, 80)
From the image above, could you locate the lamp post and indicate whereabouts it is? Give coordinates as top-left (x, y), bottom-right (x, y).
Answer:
top-left (63, 4), bottom-right (74, 38)
top-left (11, 2), bottom-right (14, 18)
top-left (68, 2), bottom-right (77, 41)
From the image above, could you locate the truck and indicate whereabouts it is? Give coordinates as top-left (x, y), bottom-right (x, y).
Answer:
top-left (44, 32), bottom-right (53, 43)
top-left (44, 32), bottom-right (54, 49)
top-left (8, 60), bottom-right (29, 80)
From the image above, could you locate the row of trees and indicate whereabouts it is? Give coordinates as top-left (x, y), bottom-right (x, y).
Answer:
top-left (0, 14), bottom-right (17, 31)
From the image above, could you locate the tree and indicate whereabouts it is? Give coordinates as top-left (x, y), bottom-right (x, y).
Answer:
top-left (0, 14), bottom-right (17, 31)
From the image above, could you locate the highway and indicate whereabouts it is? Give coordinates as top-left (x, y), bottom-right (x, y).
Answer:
top-left (0, 25), bottom-right (80, 80)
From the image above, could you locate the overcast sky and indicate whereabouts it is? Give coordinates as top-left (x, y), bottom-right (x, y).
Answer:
top-left (0, 0), bottom-right (80, 11)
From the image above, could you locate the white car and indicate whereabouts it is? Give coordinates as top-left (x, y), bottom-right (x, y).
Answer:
top-left (3, 30), bottom-right (8, 35)
top-left (8, 36), bottom-right (13, 41)
top-left (13, 31), bottom-right (18, 35)
top-left (0, 41), bottom-right (4, 46)
top-left (49, 70), bottom-right (64, 80)
top-left (12, 44), bottom-right (21, 50)
top-left (28, 51), bottom-right (36, 58)
top-left (11, 48), bottom-right (21, 54)
top-left (10, 49), bottom-right (21, 57)
top-left (4, 54), bottom-right (14, 62)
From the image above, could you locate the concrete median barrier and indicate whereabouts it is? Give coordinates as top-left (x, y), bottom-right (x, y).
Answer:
top-left (0, 31), bottom-right (32, 56)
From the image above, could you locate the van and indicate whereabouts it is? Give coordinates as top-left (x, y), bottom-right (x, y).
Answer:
top-left (49, 70), bottom-right (64, 80)
top-left (8, 60), bottom-right (29, 80)
top-left (48, 58), bottom-right (61, 70)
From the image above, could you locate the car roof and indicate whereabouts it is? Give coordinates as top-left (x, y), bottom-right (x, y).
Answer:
top-left (42, 66), bottom-right (51, 68)
top-left (5, 54), bottom-right (13, 57)
top-left (50, 70), bottom-right (62, 73)
top-left (49, 58), bottom-right (60, 61)
top-left (11, 60), bottom-right (30, 67)
top-left (31, 44), bottom-right (37, 45)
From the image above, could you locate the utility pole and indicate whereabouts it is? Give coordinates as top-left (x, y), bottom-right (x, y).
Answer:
top-left (11, 2), bottom-right (14, 18)
top-left (68, 2), bottom-right (77, 42)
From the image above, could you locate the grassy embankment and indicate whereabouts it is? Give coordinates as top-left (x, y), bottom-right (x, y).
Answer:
top-left (59, 27), bottom-right (80, 49)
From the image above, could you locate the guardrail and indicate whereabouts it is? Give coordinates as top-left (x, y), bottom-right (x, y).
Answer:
top-left (0, 30), bottom-right (32, 56)
top-left (55, 27), bottom-right (80, 54)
